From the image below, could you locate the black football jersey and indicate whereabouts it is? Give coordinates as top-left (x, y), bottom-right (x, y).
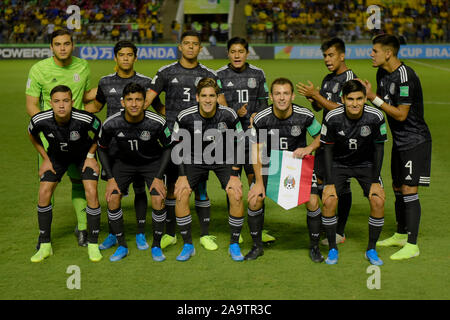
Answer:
top-left (96, 72), bottom-right (153, 118)
top-left (319, 69), bottom-right (357, 120)
top-left (173, 105), bottom-right (243, 165)
top-left (320, 105), bottom-right (387, 167)
top-left (150, 61), bottom-right (220, 130)
top-left (98, 110), bottom-right (172, 165)
top-left (376, 63), bottom-right (431, 151)
top-left (28, 109), bottom-right (101, 160)
top-left (252, 104), bottom-right (321, 155)
top-left (217, 63), bottom-right (269, 129)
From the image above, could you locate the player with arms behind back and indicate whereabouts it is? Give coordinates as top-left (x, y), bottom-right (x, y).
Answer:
top-left (146, 31), bottom-right (227, 252)
top-left (361, 34), bottom-right (432, 260)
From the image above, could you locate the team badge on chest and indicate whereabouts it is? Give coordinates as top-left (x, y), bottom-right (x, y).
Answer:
top-left (360, 126), bottom-right (371, 137)
top-left (248, 78), bottom-right (257, 88)
top-left (291, 125), bottom-right (301, 136)
top-left (70, 131), bottom-right (80, 141)
top-left (140, 131), bottom-right (151, 141)
top-left (73, 73), bottom-right (80, 82)
top-left (217, 122), bottom-right (228, 132)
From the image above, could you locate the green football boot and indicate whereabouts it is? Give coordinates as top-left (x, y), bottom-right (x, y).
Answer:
top-left (390, 243), bottom-right (420, 260)
top-left (30, 242), bottom-right (53, 263)
top-left (88, 243), bottom-right (103, 262)
top-left (200, 235), bottom-right (218, 251)
top-left (377, 233), bottom-right (407, 247)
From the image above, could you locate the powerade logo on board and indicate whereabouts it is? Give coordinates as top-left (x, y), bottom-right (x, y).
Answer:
top-left (78, 46), bottom-right (177, 60)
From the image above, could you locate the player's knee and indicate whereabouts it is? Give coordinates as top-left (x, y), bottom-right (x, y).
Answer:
top-left (107, 193), bottom-right (121, 209)
top-left (307, 194), bottom-right (319, 211)
top-left (178, 188), bottom-right (191, 203)
top-left (323, 195), bottom-right (337, 210)
top-left (248, 198), bottom-right (263, 211)
top-left (151, 195), bottom-right (164, 210)
top-left (227, 189), bottom-right (242, 206)
top-left (370, 195), bottom-right (384, 211)
top-left (38, 184), bottom-right (54, 205)
top-left (401, 184), bottom-right (418, 195)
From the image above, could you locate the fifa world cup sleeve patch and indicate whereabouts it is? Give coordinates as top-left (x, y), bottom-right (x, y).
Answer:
top-left (92, 118), bottom-right (100, 130)
top-left (400, 86), bottom-right (409, 97)
top-left (216, 79), bottom-right (222, 88)
top-left (164, 127), bottom-right (171, 138)
top-left (264, 82), bottom-right (269, 93)
top-left (235, 121), bottom-right (243, 133)
top-left (380, 123), bottom-right (387, 135)
top-left (307, 118), bottom-right (322, 137)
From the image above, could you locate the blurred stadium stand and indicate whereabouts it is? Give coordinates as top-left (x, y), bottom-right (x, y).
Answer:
top-left (0, 0), bottom-right (448, 44)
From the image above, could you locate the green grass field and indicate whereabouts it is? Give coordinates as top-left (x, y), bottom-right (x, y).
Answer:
top-left (1, 57), bottom-right (449, 300)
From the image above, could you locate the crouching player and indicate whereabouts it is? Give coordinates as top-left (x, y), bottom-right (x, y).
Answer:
top-left (320, 80), bottom-right (387, 265)
top-left (247, 78), bottom-right (323, 262)
top-left (172, 78), bottom-right (245, 262)
top-left (97, 83), bottom-right (173, 262)
top-left (28, 85), bottom-right (102, 262)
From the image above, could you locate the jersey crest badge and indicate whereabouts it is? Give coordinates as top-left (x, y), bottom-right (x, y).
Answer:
top-left (291, 125), bottom-right (301, 137)
top-left (390, 83), bottom-right (396, 95)
top-left (140, 131), bottom-right (151, 141)
top-left (218, 122), bottom-right (228, 132)
top-left (73, 73), bottom-right (80, 82)
top-left (248, 78), bottom-right (257, 89)
top-left (332, 83), bottom-right (339, 93)
top-left (360, 126), bottom-right (371, 137)
top-left (70, 131), bottom-right (80, 141)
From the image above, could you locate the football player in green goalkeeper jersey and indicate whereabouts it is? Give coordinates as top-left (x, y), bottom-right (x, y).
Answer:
top-left (25, 29), bottom-right (97, 248)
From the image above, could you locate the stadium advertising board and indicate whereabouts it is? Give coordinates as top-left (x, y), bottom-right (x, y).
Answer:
top-left (275, 45), bottom-right (450, 59)
top-left (0, 47), bottom-right (52, 59)
top-left (184, 0), bottom-right (230, 14)
top-left (78, 46), bottom-right (178, 60)
top-left (206, 46), bottom-right (274, 59)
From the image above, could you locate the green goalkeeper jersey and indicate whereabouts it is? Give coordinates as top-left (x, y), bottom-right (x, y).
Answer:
top-left (26, 56), bottom-right (92, 111)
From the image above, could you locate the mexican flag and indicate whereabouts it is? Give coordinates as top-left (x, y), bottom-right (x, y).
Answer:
top-left (266, 150), bottom-right (314, 210)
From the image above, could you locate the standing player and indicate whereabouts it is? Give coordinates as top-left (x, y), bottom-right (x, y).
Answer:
top-left (97, 83), bottom-right (172, 262)
top-left (26, 29), bottom-right (97, 247)
top-left (85, 40), bottom-right (164, 251)
top-left (216, 37), bottom-right (275, 244)
top-left (361, 34), bottom-right (432, 260)
top-left (172, 78), bottom-right (245, 262)
top-left (297, 38), bottom-right (357, 245)
top-left (247, 78), bottom-right (323, 262)
top-left (320, 80), bottom-right (387, 265)
top-left (28, 85), bottom-right (102, 262)
top-left (146, 31), bottom-right (227, 251)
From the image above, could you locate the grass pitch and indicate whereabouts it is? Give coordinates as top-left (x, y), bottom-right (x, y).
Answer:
top-left (0, 57), bottom-right (449, 300)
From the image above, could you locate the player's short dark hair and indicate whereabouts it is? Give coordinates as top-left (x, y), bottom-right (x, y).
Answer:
top-left (50, 29), bottom-right (73, 45)
top-left (372, 34), bottom-right (400, 56)
top-left (341, 80), bottom-right (366, 97)
top-left (122, 82), bottom-right (146, 99)
top-left (227, 37), bottom-right (248, 51)
top-left (270, 78), bottom-right (294, 93)
top-left (114, 40), bottom-right (138, 57)
top-left (320, 37), bottom-right (346, 54)
top-left (50, 85), bottom-right (72, 99)
top-left (196, 78), bottom-right (220, 95)
top-left (180, 30), bottom-right (201, 43)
